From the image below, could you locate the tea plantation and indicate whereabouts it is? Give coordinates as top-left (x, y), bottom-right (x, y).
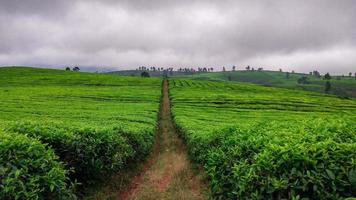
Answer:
top-left (180, 70), bottom-right (356, 98)
top-left (169, 79), bottom-right (356, 199)
top-left (1, 67), bottom-right (355, 199)
top-left (0, 67), bottom-right (161, 199)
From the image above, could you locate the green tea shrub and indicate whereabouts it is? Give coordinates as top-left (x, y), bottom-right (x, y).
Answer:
top-left (0, 131), bottom-right (74, 200)
top-left (240, 141), bottom-right (356, 199)
top-left (116, 127), bottom-right (155, 162)
top-left (170, 78), bottom-right (356, 199)
top-left (9, 122), bottom-right (135, 185)
top-left (176, 119), bottom-right (356, 199)
top-left (0, 67), bottom-right (161, 196)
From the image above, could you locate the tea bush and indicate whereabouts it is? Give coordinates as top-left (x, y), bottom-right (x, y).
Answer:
top-left (195, 121), bottom-right (356, 199)
top-left (8, 122), bottom-right (155, 185)
top-left (170, 79), bottom-right (356, 199)
top-left (0, 131), bottom-right (74, 200)
top-left (0, 67), bottom-right (161, 197)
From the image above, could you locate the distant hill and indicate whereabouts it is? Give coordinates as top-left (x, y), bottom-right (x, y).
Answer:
top-left (109, 69), bottom-right (356, 98)
top-left (181, 70), bottom-right (356, 98)
top-left (108, 70), bottom-right (197, 77)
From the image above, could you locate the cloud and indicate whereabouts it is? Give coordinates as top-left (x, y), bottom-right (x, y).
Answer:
top-left (0, 0), bottom-right (355, 73)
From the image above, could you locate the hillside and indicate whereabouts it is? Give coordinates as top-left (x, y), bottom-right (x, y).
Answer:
top-left (109, 69), bottom-right (189, 77)
top-left (182, 70), bottom-right (356, 98)
top-left (1, 66), bottom-right (355, 199)
top-left (0, 67), bottom-right (162, 199)
top-left (0, 67), bottom-right (161, 130)
top-left (110, 70), bottom-right (356, 98)
top-left (169, 78), bottom-right (356, 199)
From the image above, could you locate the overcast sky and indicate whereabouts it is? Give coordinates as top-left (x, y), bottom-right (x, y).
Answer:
top-left (0, 0), bottom-right (355, 73)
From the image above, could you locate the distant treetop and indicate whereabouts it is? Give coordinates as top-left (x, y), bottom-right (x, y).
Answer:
top-left (324, 73), bottom-right (331, 80)
top-left (73, 66), bottom-right (80, 71)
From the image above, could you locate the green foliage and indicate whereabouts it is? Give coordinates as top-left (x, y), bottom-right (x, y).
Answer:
top-left (297, 76), bottom-right (309, 84)
top-left (200, 121), bottom-right (356, 199)
top-left (8, 122), bottom-right (143, 185)
top-left (0, 67), bottom-right (161, 197)
top-left (141, 71), bottom-right (150, 77)
top-left (0, 131), bottom-right (75, 200)
top-left (177, 70), bottom-right (356, 98)
top-left (325, 73), bottom-right (332, 80)
top-left (170, 79), bottom-right (356, 199)
top-left (325, 81), bottom-right (331, 93)
top-left (117, 127), bottom-right (156, 161)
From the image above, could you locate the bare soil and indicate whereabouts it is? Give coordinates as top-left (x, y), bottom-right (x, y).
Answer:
top-left (117, 79), bottom-right (208, 200)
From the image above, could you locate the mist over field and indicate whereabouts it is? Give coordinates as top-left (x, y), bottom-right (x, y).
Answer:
top-left (0, 0), bottom-right (356, 73)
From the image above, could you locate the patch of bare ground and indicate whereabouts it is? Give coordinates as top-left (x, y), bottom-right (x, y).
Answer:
top-left (118, 79), bottom-right (209, 200)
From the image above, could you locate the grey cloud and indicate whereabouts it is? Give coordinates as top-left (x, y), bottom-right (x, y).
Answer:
top-left (0, 0), bottom-right (355, 74)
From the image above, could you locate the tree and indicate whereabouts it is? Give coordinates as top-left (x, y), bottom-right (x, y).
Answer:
top-left (232, 66), bottom-right (236, 71)
top-left (141, 71), bottom-right (150, 77)
top-left (324, 73), bottom-right (331, 80)
top-left (312, 70), bottom-right (321, 78)
top-left (325, 81), bottom-right (331, 93)
top-left (65, 67), bottom-right (71, 71)
top-left (246, 65), bottom-right (250, 70)
top-left (349, 72), bottom-right (352, 77)
top-left (297, 76), bottom-right (308, 84)
top-left (279, 68), bottom-right (282, 72)
top-left (223, 67), bottom-right (226, 72)
top-left (73, 66), bottom-right (80, 71)
top-left (163, 70), bottom-right (168, 78)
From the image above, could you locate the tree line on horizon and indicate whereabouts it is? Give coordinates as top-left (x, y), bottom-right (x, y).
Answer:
top-left (62, 65), bottom-right (355, 94)
top-left (136, 65), bottom-right (355, 77)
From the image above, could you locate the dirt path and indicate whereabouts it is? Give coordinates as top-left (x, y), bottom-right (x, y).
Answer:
top-left (117, 79), bottom-right (207, 200)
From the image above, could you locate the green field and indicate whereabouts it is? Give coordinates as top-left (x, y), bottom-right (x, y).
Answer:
top-left (0, 67), bottom-right (161, 131)
top-left (169, 79), bottom-right (356, 199)
top-left (1, 67), bottom-right (356, 199)
top-left (111, 69), bottom-right (356, 98)
top-left (0, 67), bottom-right (161, 199)
top-left (182, 70), bottom-right (356, 98)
